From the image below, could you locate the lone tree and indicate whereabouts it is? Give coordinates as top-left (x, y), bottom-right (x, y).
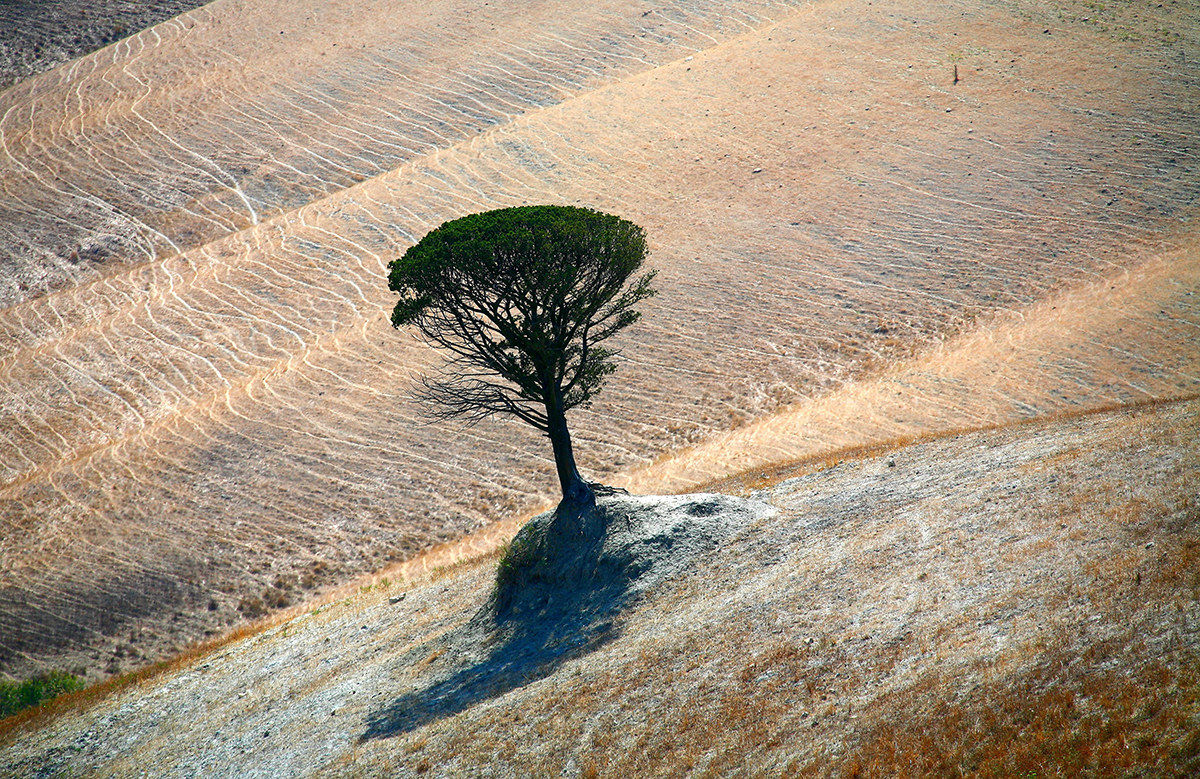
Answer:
top-left (388, 205), bottom-right (655, 506)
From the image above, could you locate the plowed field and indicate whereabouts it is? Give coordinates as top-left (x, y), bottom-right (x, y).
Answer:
top-left (1, 0), bottom-right (1197, 680)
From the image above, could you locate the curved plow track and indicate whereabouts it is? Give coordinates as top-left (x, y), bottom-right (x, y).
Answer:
top-left (1, 0), bottom-right (1198, 679)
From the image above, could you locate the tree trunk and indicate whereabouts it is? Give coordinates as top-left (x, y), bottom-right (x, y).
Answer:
top-left (545, 391), bottom-right (591, 506)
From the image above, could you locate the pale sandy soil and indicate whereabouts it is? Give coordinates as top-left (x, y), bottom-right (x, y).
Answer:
top-left (1, 0), bottom-right (1198, 684)
top-left (623, 227), bottom-right (1200, 494)
top-left (1, 396), bottom-right (1196, 776)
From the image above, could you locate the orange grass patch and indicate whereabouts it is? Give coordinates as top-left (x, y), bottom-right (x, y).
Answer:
top-left (696, 393), bottom-right (1200, 496)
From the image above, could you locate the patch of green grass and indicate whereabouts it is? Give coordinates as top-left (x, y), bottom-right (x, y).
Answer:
top-left (494, 523), bottom-right (545, 595)
top-left (0, 671), bottom-right (84, 720)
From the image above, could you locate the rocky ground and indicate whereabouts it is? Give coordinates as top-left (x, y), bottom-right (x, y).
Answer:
top-left (2, 396), bottom-right (1196, 776)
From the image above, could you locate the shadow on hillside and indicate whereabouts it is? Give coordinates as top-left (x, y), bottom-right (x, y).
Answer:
top-left (360, 584), bottom-right (625, 739)
top-left (361, 500), bottom-right (634, 740)
top-left (361, 493), bottom-right (748, 740)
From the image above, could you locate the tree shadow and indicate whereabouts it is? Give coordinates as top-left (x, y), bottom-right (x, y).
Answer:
top-left (361, 576), bottom-right (627, 739)
top-left (361, 493), bottom-right (752, 741)
top-left (361, 499), bottom-right (639, 740)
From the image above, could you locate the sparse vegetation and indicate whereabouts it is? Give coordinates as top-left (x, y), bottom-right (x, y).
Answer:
top-left (3, 397), bottom-right (1198, 774)
top-left (238, 595), bottom-right (267, 619)
top-left (493, 521), bottom-right (546, 595)
top-left (0, 672), bottom-right (82, 720)
top-left (1, 0), bottom-right (1198, 773)
top-left (3, 0), bottom-right (1197, 693)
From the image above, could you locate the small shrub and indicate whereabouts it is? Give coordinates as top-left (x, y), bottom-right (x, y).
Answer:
top-left (0, 671), bottom-right (84, 719)
top-left (238, 595), bottom-right (267, 619)
top-left (263, 586), bottom-right (291, 609)
top-left (301, 560), bottom-right (333, 589)
top-left (494, 530), bottom-right (542, 594)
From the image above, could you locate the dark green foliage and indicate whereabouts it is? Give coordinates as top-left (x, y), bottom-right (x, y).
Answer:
top-left (0, 671), bottom-right (83, 719)
top-left (389, 205), bottom-right (654, 429)
top-left (388, 205), bottom-right (655, 502)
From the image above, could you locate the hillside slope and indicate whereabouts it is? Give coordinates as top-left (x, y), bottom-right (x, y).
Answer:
top-left (623, 227), bottom-right (1200, 494)
top-left (2, 0), bottom-right (1198, 685)
top-left (0, 0), bottom-right (214, 91)
top-left (3, 396), bottom-right (1197, 776)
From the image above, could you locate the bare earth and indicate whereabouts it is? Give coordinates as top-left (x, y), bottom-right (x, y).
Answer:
top-left (0, 0), bottom-right (1198, 698)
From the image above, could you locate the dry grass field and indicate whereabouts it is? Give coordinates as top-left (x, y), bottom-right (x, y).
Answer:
top-left (1, 396), bottom-right (1196, 776)
top-left (1, 0), bottom-right (1198, 713)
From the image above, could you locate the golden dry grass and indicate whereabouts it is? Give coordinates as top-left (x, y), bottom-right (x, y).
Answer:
top-left (2, 0), bottom-right (1198, 688)
top-left (6, 395), bottom-right (1193, 776)
top-left (339, 400), bottom-right (1197, 777)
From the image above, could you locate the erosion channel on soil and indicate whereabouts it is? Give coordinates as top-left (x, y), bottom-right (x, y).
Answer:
top-left (1, 0), bottom-right (1198, 682)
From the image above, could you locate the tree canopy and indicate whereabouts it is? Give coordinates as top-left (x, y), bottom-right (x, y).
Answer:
top-left (388, 204), bottom-right (655, 504)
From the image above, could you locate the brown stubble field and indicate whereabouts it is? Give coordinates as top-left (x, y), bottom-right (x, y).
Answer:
top-left (1, 0), bottom-right (1198, 683)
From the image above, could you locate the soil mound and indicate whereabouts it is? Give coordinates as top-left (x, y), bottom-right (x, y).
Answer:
top-left (363, 493), bottom-right (772, 738)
